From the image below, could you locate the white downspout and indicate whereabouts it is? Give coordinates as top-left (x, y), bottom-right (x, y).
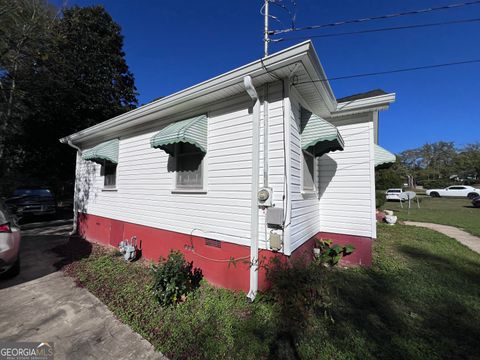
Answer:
top-left (244, 75), bottom-right (260, 302)
top-left (64, 138), bottom-right (82, 235)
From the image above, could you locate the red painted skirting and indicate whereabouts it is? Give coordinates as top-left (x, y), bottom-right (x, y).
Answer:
top-left (77, 213), bottom-right (372, 291)
top-left (291, 232), bottom-right (373, 267)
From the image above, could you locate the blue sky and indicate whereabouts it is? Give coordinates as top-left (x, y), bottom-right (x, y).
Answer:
top-left (68, 0), bottom-right (480, 153)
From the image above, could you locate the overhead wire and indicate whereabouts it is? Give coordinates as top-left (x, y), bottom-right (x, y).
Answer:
top-left (271, 17), bottom-right (480, 42)
top-left (270, 0), bottom-right (480, 34)
top-left (292, 59), bottom-right (480, 84)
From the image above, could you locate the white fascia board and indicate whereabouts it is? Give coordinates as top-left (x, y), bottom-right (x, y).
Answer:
top-left (60, 40), bottom-right (332, 145)
top-left (330, 93), bottom-right (396, 117)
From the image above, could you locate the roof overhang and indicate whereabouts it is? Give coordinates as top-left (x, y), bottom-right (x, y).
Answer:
top-left (330, 93), bottom-right (396, 118)
top-left (60, 40), bottom-right (337, 146)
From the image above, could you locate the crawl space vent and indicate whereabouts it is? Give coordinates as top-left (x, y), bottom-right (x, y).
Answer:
top-left (205, 239), bottom-right (221, 248)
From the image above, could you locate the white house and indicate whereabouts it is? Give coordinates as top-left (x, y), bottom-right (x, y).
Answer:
top-left (60, 41), bottom-right (395, 297)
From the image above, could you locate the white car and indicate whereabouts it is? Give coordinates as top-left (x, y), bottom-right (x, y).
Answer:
top-left (426, 185), bottom-right (480, 199)
top-left (385, 188), bottom-right (404, 201)
top-left (0, 200), bottom-right (21, 276)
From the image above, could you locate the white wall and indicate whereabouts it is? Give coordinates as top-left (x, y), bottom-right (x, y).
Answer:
top-left (318, 113), bottom-right (376, 239)
top-left (288, 88), bottom-right (376, 253)
top-left (75, 81), bottom-right (286, 250)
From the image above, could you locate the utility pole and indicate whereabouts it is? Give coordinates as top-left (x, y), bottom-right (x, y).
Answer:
top-left (264, 0), bottom-right (269, 57)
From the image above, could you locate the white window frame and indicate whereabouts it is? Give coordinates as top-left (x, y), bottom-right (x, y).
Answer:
top-left (102, 160), bottom-right (117, 190)
top-left (301, 149), bottom-right (316, 193)
top-left (171, 143), bottom-right (207, 193)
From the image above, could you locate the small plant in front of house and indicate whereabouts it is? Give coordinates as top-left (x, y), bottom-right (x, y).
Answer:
top-left (151, 250), bottom-right (203, 307)
top-left (314, 238), bottom-right (355, 266)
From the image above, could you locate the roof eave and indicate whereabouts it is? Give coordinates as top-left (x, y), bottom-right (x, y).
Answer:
top-left (330, 93), bottom-right (396, 117)
top-left (60, 41), bottom-right (328, 145)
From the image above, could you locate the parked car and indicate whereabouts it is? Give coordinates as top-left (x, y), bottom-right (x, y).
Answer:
top-left (385, 188), bottom-right (404, 201)
top-left (5, 187), bottom-right (57, 217)
top-left (472, 196), bottom-right (480, 208)
top-left (0, 200), bottom-right (21, 276)
top-left (426, 185), bottom-right (480, 199)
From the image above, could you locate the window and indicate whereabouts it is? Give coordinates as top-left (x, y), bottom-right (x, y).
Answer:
top-left (101, 161), bottom-right (117, 188)
top-left (302, 150), bottom-right (315, 192)
top-left (449, 186), bottom-right (465, 190)
top-left (175, 143), bottom-right (204, 189)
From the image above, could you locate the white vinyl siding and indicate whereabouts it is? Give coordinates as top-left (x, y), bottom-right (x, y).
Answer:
top-left (289, 87), bottom-right (376, 253)
top-left (318, 114), bottom-right (375, 238)
top-left (75, 81), bottom-right (286, 249)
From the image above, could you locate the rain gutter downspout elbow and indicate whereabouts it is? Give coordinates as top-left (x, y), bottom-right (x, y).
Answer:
top-left (63, 138), bottom-right (82, 236)
top-left (244, 75), bottom-right (260, 302)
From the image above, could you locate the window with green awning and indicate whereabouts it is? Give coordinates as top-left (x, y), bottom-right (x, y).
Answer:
top-left (301, 110), bottom-right (345, 157)
top-left (150, 115), bottom-right (207, 156)
top-left (82, 139), bottom-right (119, 165)
top-left (374, 144), bottom-right (396, 169)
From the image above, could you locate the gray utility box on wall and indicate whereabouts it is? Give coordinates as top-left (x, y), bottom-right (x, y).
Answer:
top-left (266, 207), bottom-right (284, 229)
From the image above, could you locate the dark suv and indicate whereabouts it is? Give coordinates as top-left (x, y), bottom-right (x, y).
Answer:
top-left (5, 188), bottom-right (57, 218)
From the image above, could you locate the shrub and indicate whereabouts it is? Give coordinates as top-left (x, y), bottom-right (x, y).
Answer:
top-left (376, 190), bottom-right (386, 208)
top-left (421, 179), bottom-right (453, 189)
top-left (151, 250), bottom-right (203, 307)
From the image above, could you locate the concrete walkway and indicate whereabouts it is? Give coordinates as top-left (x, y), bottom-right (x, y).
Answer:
top-left (404, 221), bottom-right (480, 255)
top-left (0, 224), bottom-right (166, 360)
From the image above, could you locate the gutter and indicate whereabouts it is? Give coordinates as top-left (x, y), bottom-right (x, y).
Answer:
top-left (331, 93), bottom-right (396, 117)
top-left (62, 138), bottom-right (82, 235)
top-left (244, 75), bottom-right (260, 302)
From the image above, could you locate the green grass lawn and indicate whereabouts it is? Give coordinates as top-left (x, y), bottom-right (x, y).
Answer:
top-left (59, 224), bottom-right (480, 359)
top-left (381, 196), bottom-right (480, 237)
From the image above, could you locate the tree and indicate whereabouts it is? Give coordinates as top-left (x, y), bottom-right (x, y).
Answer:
top-left (0, 0), bottom-right (56, 166)
top-left (10, 5), bottom-right (138, 194)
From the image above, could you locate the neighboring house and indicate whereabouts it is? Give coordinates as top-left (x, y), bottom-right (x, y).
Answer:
top-left (60, 41), bottom-right (395, 298)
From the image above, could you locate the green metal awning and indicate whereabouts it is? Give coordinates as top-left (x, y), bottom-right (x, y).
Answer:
top-left (82, 139), bottom-right (119, 164)
top-left (150, 115), bottom-right (207, 156)
top-left (301, 113), bottom-right (344, 157)
top-left (374, 144), bottom-right (396, 168)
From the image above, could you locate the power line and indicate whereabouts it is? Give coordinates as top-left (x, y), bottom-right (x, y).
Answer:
top-left (272, 17), bottom-right (480, 42)
top-left (271, 0), bottom-right (480, 35)
top-left (292, 59), bottom-right (480, 84)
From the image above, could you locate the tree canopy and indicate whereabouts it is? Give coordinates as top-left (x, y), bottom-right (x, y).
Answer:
top-left (0, 1), bottom-right (137, 196)
top-left (376, 141), bottom-right (480, 190)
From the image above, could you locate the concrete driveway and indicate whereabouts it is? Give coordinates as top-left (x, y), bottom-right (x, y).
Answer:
top-left (0, 223), bottom-right (166, 360)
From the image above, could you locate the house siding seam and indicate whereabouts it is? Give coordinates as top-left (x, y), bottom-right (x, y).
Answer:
top-left (74, 81), bottom-right (286, 251)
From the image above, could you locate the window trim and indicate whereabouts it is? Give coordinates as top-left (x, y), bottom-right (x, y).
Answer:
top-left (101, 160), bottom-right (117, 190)
top-left (301, 149), bottom-right (316, 193)
top-left (172, 143), bottom-right (207, 193)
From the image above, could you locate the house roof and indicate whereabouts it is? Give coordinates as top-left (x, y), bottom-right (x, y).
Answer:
top-left (59, 41), bottom-right (395, 147)
top-left (337, 89), bottom-right (388, 103)
top-left (60, 41), bottom-right (338, 147)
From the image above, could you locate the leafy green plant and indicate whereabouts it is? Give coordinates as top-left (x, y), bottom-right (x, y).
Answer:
top-left (314, 238), bottom-right (355, 266)
top-left (151, 251), bottom-right (203, 307)
top-left (376, 190), bottom-right (387, 208)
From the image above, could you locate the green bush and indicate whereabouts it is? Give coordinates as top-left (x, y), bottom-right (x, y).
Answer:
top-left (151, 251), bottom-right (203, 307)
top-left (376, 190), bottom-right (386, 208)
top-left (421, 179), bottom-right (452, 189)
top-left (314, 238), bottom-right (355, 267)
